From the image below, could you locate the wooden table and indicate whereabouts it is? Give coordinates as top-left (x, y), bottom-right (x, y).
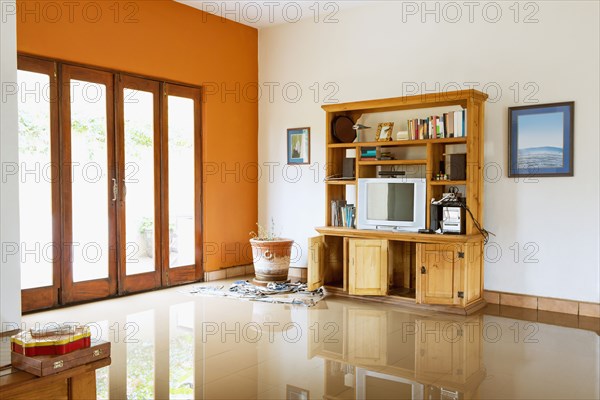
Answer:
top-left (0, 337), bottom-right (111, 400)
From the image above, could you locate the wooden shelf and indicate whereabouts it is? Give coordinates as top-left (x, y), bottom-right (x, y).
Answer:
top-left (328, 137), bottom-right (467, 149)
top-left (359, 159), bottom-right (426, 166)
top-left (360, 137), bottom-right (467, 147)
top-left (315, 226), bottom-right (483, 243)
top-left (328, 142), bottom-right (357, 148)
top-left (429, 180), bottom-right (467, 186)
top-left (322, 89), bottom-right (487, 114)
top-left (325, 179), bottom-right (356, 185)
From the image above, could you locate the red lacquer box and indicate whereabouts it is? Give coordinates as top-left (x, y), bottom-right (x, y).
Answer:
top-left (11, 325), bottom-right (92, 357)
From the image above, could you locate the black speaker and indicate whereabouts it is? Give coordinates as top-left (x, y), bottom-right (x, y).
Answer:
top-left (430, 204), bottom-right (442, 231)
top-left (447, 154), bottom-right (466, 180)
top-left (342, 158), bottom-right (355, 178)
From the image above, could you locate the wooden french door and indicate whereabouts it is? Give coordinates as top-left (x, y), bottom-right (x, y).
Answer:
top-left (18, 55), bottom-right (203, 311)
top-left (116, 75), bottom-right (162, 293)
top-left (161, 83), bottom-right (203, 285)
top-left (17, 57), bottom-right (61, 311)
top-left (116, 78), bottom-right (202, 291)
top-left (60, 64), bottom-right (118, 303)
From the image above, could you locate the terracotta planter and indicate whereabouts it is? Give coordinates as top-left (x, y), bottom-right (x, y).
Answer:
top-left (249, 238), bottom-right (294, 283)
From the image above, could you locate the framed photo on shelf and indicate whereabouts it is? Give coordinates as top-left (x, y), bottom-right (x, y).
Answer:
top-left (508, 102), bottom-right (574, 177)
top-left (375, 122), bottom-right (394, 141)
top-left (287, 127), bottom-right (310, 165)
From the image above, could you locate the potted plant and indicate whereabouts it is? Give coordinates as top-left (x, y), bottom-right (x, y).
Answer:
top-left (249, 220), bottom-right (294, 284)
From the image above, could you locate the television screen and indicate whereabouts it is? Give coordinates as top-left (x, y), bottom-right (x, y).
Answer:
top-left (365, 376), bottom-right (413, 400)
top-left (366, 183), bottom-right (414, 222)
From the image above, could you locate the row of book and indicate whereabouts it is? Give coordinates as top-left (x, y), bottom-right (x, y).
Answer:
top-left (359, 147), bottom-right (395, 161)
top-left (331, 200), bottom-right (356, 228)
top-left (360, 147), bottom-right (376, 160)
top-left (407, 110), bottom-right (467, 140)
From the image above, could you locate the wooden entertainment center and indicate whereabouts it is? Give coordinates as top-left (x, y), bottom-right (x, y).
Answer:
top-left (307, 90), bottom-right (488, 315)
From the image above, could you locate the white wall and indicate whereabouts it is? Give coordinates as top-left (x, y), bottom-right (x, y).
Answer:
top-left (1, 0), bottom-right (22, 332)
top-left (258, 1), bottom-right (600, 303)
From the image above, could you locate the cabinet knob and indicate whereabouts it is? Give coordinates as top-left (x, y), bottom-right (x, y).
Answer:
top-left (421, 266), bottom-right (426, 274)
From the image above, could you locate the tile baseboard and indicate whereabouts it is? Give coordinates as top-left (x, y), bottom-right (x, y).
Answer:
top-left (204, 264), bottom-right (253, 282)
top-left (484, 290), bottom-right (599, 318)
top-left (204, 272), bottom-right (599, 318)
top-left (289, 266), bottom-right (307, 279)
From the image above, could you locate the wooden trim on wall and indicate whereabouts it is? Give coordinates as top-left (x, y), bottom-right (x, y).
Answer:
top-left (483, 290), bottom-right (600, 318)
top-left (17, 52), bottom-right (202, 92)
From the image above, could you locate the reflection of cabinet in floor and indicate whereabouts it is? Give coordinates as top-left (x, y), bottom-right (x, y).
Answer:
top-left (346, 309), bottom-right (388, 366)
top-left (309, 233), bottom-right (484, 314)
top-left (310, 305), bottom-right (486, 399)
top-left (415, 319), bottom-right (483, 389)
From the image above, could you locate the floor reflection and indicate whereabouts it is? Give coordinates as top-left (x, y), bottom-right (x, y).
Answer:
top-left (170, 302), bottom-right (194, 399)
top-left (17, 279), bottom-right (600, 399)
top-left (309, 303), bottom-right (486, 399)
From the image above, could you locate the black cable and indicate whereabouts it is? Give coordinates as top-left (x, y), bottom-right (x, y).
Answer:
top-left (440, 186), bottom-right (493, 244)
top-left (460, 202), bottom-right (494, 245)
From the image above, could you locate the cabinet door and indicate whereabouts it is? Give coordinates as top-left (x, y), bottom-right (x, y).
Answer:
top-left (417, 243), bottom-right (463, 305)
top-left (307, 301), bottom-right (346, 361)
top-left (415, 319), bottom-right (455, 378)
top-left (307, 236), bottom-right (325, 291)
top-left (464, 242), bottom-right (483, 303)
top-left (348, 239), bottom-right (388, 296)
top-left (347, 309), bottom-right (387, 366)
top-left (415, 318), bottom-right (484, 387)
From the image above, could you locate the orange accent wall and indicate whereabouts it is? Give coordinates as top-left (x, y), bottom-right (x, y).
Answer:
top-left (16, 0), bottom-right (258, 271)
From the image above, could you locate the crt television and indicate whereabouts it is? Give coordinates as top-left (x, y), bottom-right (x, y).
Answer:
top-left (357, 178), bottom-right (426, 232)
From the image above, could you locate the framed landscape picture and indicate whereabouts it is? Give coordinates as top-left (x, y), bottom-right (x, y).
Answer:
top-left (287, 127), bottom-right (310, 165)
top-left (508, 102), bottom-right (574, 177)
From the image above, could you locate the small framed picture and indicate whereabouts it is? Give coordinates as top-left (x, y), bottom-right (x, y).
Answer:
top-left (286, 385), bottom-right (309, 400)
top-left (508, 102), bottom-right (574, 177)
top-left (375, 122), bottom-right (394, 141)
top-left (287, 127), bottom-right (310, 165)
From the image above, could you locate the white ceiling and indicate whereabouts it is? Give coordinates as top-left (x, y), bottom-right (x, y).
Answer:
top-left (176, 1), bottom-right (372, 29)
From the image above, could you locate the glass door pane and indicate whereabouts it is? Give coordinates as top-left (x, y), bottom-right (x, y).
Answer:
top-left (124, 89), bottom-right (156, 275)
top-left (70, 79), bottom-right (110, 282)
top-left (61, 64), bottom-right (116, 304)
top-left (169, 302), bottom-right (194, 399)
top-left (167, 96), bottom-right (196, 268)
top-left (93, 320), bottom-right (110, 400)
top-left (127, 310), bottom-right (155, 399)
top-left (17, 70), bottom-right (53, 289)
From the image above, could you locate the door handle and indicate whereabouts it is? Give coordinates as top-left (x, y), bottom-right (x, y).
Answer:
top-left (112, 178), bottom-right (118, 201)
top-left (122, 179), bottom-right (127, 198)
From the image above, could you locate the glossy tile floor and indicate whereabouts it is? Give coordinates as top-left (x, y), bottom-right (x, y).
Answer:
top-left (12, 278), bottom-right (600, 399)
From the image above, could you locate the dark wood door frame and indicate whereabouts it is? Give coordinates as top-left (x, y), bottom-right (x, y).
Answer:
top-left (18, 56), bottom-right (61, 312)
top-left (115, 74), bottom-right (163, 294)
top-left (59, 64), bottom-right (118, 304)
top-left (160, 83), bottom-right (203, 286)
top-left (17, 54), bottom-right (204, 311)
